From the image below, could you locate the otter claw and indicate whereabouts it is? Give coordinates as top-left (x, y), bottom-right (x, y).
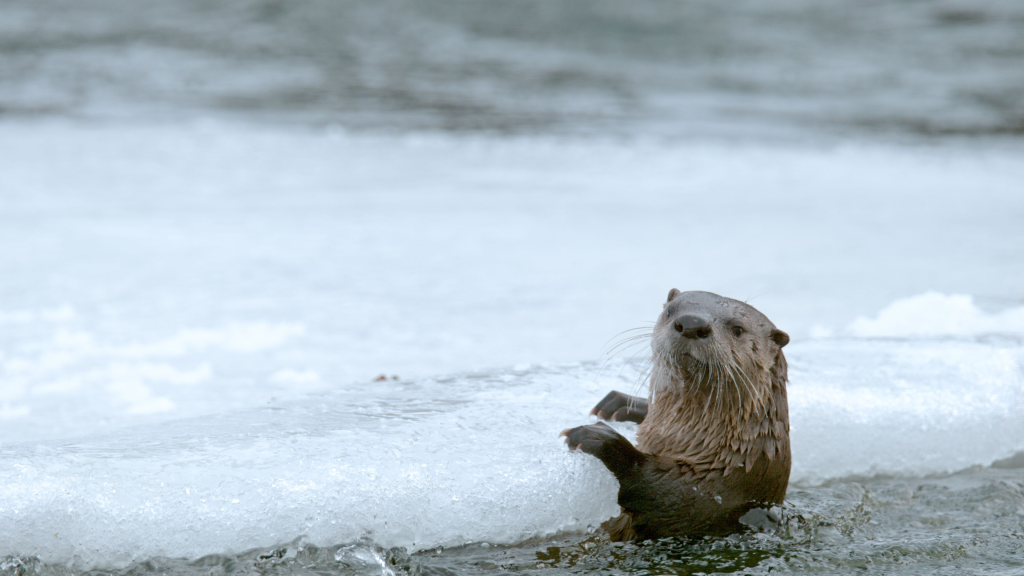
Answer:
top-left (591, 391), bottom-right (648, 424)
top-left (560, 422), bottom-right (645, 476)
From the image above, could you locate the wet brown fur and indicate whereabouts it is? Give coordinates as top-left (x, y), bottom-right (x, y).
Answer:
top-left (566, 290), bottom-right (791, 541)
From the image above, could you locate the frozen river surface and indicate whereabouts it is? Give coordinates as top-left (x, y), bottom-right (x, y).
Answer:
top-left (1, 123), bottom-right (1024, 573)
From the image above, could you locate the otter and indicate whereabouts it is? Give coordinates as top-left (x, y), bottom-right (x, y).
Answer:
top-left (561, 289), bottom-right (791, 541)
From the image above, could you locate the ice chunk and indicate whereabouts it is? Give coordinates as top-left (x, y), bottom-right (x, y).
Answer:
top-left (3, 348), bottom-right (1023, 567)
top-left (788, 338), bottom-right (1024, 484)
top-left (849, 292), bottom-right (1024, 337)
top-left (0, 364), bottom-right (624, 568)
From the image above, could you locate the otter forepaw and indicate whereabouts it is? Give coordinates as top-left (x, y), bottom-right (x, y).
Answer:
top-left (590, 391), bottom-right (648, 424)
top-left (560, 422), bottom-right (645, 478)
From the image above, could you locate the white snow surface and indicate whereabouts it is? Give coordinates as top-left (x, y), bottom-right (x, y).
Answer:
top-left (1, 122), bottom-right (1023, 567)
top-left (848, 292), bottom-right (1024, 337)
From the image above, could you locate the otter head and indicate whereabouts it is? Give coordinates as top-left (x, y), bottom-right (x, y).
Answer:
top-left (652, 289), bottom-right (789, 413)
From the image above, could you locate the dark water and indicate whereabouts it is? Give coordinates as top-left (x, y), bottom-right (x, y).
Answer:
top-left (5, 464), bottom-right (1024, 576)
top-left (2, 0), bottom-right (1023, 140)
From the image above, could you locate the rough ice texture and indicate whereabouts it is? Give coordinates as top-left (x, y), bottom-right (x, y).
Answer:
top-left (1, 366), bottom-right (624, 567)
top-left (3, 343), bottom-right (1023, 567)
top-left (788, 339), bottom-right (1024, 484)
top-left (1, 124), bottom-right (1023, 567)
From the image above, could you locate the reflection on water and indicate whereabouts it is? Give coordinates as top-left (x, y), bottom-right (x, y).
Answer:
top-left (1, 0), bottom-right (1022, 140)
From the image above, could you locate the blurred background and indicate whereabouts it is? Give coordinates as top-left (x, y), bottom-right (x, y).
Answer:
top-left (2, 0), bottom-right (1022, 139)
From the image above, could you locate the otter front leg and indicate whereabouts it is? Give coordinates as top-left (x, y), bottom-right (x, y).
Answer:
top-left (560, 422), bottom-right (646, 479)
top-left (590, 391), bottom-right (648, 423)
top-left (561, 424), bottom-right (713, 539)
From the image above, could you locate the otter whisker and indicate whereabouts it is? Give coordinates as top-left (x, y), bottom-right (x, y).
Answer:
top-left (702, 358), bottom-right (717, 415)
top-left (595, 329), bottom-right (655, 391)
top-left (709, 349), bottom-right (724, 406)
top-left (629, 355), bottom-right (655, 400)
top-left (730, 352), bottom-right (751, 411)
top-left (718, 346), bottom-right (741, 413)
top-left (604, 330), bottom-right (655, 344)
top-left (604, 347), bottom-right (653, 394)
top-left (570, 289), bottom-right (790, 543)
top-left (735, 363), bottom-right (760, 411)
top-left (715, 350), bottom-right (728, 414)
top-left (601, 325), bottom-right (656, 350)
top-left (637, 354), bottom-right (655, 381)
top-left (729, 349), bottom-right (762, 410)
top-left (599, 338), bottom-right (651, 374)
top-left (726, 361), bottom-right (745, 412)
top-left (603, 334), bottom-right (653, 357)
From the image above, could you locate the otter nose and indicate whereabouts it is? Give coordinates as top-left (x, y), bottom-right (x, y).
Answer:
top-left (674, 315), bottom-right (712, 339)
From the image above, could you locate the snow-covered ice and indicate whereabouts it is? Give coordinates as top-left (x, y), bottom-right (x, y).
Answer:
top-left (1, 122), bottom-right (1023, 567)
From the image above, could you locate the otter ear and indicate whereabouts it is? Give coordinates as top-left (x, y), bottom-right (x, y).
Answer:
top-left (771, 329), bottom-right (790, 348)
top-left (667, 288), bottom-right (681, 302)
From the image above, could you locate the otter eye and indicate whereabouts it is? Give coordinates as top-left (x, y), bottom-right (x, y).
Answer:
top-left (665, 306), bottom-right (675, 317)
top-left (731, 325), bottom-right (744, 337)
